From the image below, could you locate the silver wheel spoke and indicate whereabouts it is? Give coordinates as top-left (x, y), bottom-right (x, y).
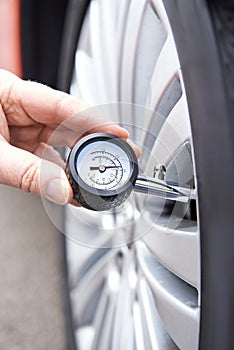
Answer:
top-left (136, 242), bottom-right (199, 350)
top-left (146, 35), bottom-right (180, 111)
top-left (132, 301), bottom-right (145, 349)
top-left (91, 265), bottom-right (119, 350)
top-left (89, 0), bottom-right (109, 103)
top-left (120, 0), bottom-right (147, 102)
top-left (98, 0), bottom-right (119, 101)
top-left (111, 251), bottom-right (136, 350)
top-left (144, 94), bottom-right (192, 173)
top-left (70, 249), bottom-right (117, 325)
top-left (115, 0), bottom-right (130, 102)
top-left (137, 278), bottom-right (178, 349)
top-left (135, 216), bottom-right (199, 288)
top-left (73, 50), bottom-right (99, 103)
top-left (151, 0), bottom-right (172, 32)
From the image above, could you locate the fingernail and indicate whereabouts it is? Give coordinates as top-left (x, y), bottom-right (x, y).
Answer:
top-left (119, 127), bottom-right (129, 135)
top-left (46, 178), bottom-right (70, 205)
top-left (127, 139), bottom-right (142, 158)
top-left (114, 126), bottom-right (129, 139)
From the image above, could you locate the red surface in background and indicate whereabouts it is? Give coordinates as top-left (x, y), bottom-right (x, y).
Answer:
top-left (0, 0), bottom-right (22, 77)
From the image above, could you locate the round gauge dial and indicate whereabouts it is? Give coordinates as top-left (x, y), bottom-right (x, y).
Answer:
top-left (76, 141), bottom-right (131, 190)
top-left (66, 133), bottom-right (138, 211)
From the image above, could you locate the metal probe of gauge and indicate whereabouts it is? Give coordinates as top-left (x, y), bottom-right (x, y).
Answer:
top-left (66, 133), bottom-right (195, 211)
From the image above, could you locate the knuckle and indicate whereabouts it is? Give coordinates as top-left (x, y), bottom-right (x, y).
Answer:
top-left (19, 158), bottom-right (41, 194)
top-left (55, 93), bottom-right (70, 119)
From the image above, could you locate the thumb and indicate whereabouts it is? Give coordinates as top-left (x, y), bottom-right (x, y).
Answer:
top-left (0, 140), bottom-right (73, 205)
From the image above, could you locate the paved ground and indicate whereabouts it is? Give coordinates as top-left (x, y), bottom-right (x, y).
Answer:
top-left (0, 185), bottom-right (74, 350)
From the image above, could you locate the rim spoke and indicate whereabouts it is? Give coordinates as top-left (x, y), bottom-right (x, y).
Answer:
top-left (70, 249), bottom-right (117, 325)
top-left (151, 0), bottom-right (172, 32)
top-left (115, 0), bottom-right (130, 102)
top-left (137, 278), bottom-right (178, 349)
top-left (134, 215), bottom-right (199, 288)
top-left (89, 0), bottom-right (110, 103)
top-left (143, 95), bottom-right (191, 175)
top-left (136, 242), bottom-right (199, 350)
top-left (133, 301), bottom-right (145, 349)
top-left (120, 0), bottom-right (147, 102)
top-left (98, 0), bottom-right (119, 101)
top-left (72, 50), bottom-right (100, 103)
top-left (91, 265), bottom-right (120, 349)
top-left (111, 251), bottom-right (136, 350)
top-left (75, 326), bottom-right (95, 350)
top-left (146, 35), bottom-right (180, 111)
top-left (133, 2), bottom-right (167, 107)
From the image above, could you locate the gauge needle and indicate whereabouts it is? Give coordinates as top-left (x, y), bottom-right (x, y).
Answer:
top-left (90, 165), bottom-right (122, 171)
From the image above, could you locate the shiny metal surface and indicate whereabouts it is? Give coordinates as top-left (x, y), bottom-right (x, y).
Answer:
top-left (134, 175), bottom-right (196, 203)
top-left (66, 0), bottom-right (201, 349)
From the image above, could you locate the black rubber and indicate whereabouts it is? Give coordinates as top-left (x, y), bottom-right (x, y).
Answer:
top-left (57, 0), bottom-right (92, 91)
top-left (163, 1), bottom-right (234, 349)
top-left (20, 0), bottom-right (69, 88)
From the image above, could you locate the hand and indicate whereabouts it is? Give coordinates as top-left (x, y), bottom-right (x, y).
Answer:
top-left (0, 69), bottom-right (129, 205)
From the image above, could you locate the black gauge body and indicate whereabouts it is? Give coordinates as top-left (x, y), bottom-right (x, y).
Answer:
top-left (66, 133), bottom-right (138, 211)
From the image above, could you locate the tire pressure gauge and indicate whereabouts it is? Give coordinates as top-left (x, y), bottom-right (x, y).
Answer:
top-left (66, 133), bottom-right (138, 211)
top-left (66, 133), bottom-right (194, 211)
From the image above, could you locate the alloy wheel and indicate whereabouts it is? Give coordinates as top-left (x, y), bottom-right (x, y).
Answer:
top-left (64, 1), bottom-right (201, 349)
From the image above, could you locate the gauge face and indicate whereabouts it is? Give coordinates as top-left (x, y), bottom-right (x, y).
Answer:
top-left (76, 141), bottom-right (132, 190)
top-left (66, 133), bottom-right (139, 210)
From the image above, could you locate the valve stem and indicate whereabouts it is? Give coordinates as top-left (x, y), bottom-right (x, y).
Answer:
top-left (134, 175), bottom-right (196, 203)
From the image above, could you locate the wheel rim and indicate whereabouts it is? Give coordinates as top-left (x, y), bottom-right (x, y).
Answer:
top-left (66, 0), bottom-right (200, 349)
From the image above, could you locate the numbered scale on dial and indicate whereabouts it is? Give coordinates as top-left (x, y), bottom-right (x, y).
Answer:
top-left (66, 133), bottom-right (193, 211)
top-left (66, 133), bottom-right (138, 211)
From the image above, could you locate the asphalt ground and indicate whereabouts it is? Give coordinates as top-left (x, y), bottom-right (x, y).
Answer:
top-left (0, 185), bottom-right (70, 350)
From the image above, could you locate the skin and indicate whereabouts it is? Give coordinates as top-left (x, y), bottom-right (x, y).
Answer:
top-left (0, 69), bottom-right (140, 205)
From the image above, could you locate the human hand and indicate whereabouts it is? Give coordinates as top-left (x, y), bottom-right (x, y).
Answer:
top-left (0, 69), bottom-right (130, 205)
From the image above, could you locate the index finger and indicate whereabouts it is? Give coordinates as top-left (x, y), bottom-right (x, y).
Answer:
top-left (17, 81), bottom-right (129, 139)
top-left (1, 69), bottom-right (129, 138)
